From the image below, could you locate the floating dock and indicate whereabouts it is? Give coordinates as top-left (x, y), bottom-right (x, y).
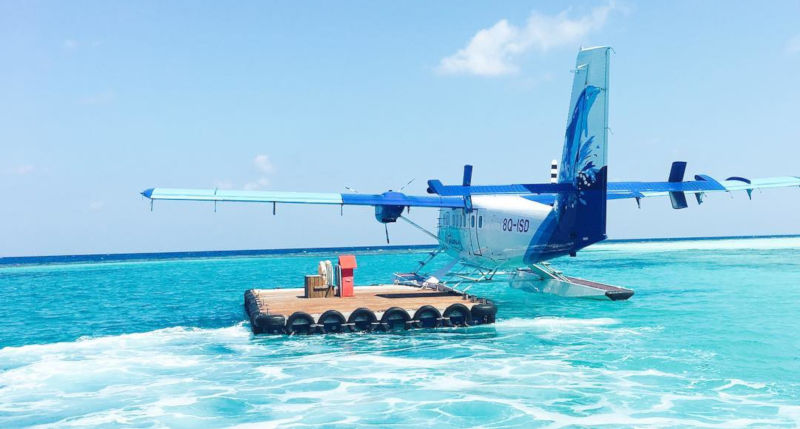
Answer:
top-left (244, 283), bottom-right (497, 335)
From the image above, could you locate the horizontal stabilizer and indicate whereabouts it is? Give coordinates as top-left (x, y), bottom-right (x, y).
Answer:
top-left (670, 192), bottom-right (689, 209)
top-left (608, 172), bottom-right (800, 201)
top-left (668, 161), bottom-right (687, 182)
top-left (668, 161), bottom-right (688, 209)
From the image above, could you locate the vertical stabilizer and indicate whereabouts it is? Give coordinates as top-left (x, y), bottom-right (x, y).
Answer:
top-left (557, 46), bottom-right (611, 253)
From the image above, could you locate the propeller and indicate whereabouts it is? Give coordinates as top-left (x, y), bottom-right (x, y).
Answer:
top-left (398, 178), bottom-right (415, 192)
top-left (346, 179), bottom-right (414, 244)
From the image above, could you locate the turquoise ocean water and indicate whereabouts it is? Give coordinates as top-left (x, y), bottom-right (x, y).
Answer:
top-left (1, 236), bottom-right (800, 428)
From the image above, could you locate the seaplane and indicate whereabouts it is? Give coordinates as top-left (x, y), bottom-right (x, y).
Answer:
top-left (141, 46), bottom-right (800, 300)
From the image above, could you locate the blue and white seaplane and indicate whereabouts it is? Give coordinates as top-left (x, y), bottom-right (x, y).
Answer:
top-left (141, 47), bottom-right (800, 300)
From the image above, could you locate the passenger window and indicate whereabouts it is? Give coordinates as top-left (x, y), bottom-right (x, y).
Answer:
top-left (471, 215), bottom-right (475, 227)
top-left (478, 216), bottom-right (483, 228)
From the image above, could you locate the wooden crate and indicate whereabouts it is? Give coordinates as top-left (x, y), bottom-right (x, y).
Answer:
top-left (304, 275), bottom-right (332, 298)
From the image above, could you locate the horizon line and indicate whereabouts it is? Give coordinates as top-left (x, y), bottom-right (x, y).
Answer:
top-left (2, 233), bottom-right (799, 266)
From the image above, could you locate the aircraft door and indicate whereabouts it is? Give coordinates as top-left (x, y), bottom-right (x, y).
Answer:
top-left (469, 211), bottom-right (482, 256)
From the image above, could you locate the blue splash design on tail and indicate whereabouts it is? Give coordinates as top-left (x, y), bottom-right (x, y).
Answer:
top-left (560, 85), bottom-right (602, 189)
top-left (524, 85), bottom-right (604, 264)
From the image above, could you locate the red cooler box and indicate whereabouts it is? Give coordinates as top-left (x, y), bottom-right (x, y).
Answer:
top-left (338, 255), bottom-right (357, 297)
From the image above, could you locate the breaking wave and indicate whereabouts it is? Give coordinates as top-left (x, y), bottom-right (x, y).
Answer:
top-left (1, 320), bottom-right (798, 428)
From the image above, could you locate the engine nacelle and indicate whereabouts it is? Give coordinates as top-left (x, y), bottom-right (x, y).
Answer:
top-left (374, 191), bottom-right (405, 223)
top-left (375, 204), bottom-right (404, 223)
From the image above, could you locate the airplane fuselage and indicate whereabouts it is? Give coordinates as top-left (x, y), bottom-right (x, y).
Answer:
top-left (436, 195), bottom-right (569, 269)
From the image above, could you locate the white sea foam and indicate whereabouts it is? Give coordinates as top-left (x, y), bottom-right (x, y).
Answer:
top-left (2, 321), bottom-right (798, 428)
top-left (591, 236), bottom-right (800, 252)
top-left (0, 323), bottom-right (251, 357)
top-left (497, 317), bottom-right (620, 329)
top-left (255, 365), bottom-right (291, 379)
top-left (714, 378), bottom-right (768, 392)
top-left (412, 393), bottom-right (783, 428)
top-left (778, 405), bottom-right (800, 425)
top-left (334, 353), bottom-right (459, 368)
top-left (224, 416), bottom-right (320, 429)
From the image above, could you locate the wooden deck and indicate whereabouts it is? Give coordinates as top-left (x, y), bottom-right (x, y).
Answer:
top-left (251, 284), bottom-right (470, 317)
top-left (244, 283), bottom-right (498, 334)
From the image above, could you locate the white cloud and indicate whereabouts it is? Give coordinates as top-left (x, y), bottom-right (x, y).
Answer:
top-left (787, 34), bottom-right (800, 54)
top-left (7, 164), bottom-right (35, 175)
top-left (63, 39), bottom-right (78, 50)
top-left (437, 3), bottom-right (615, 76)
top-left (253, 154), bottom-right (273, 173)
top-left (215, 155), bottom-right (274, 190)
top-left (213, 179), bottom-right (234, 190)
top-left (243, 155), bottom-right (274, 189)
top-left (244, 177), bottom-right (269, 190)
top-left (89, 201), bottom-right (105, 211)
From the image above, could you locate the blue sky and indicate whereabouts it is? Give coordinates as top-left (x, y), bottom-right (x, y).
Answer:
top-left (2, 1), bottom-right (800, 256)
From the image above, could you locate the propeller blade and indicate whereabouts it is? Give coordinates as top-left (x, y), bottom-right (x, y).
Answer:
top-left (399, 178), bottom-right (415, 191)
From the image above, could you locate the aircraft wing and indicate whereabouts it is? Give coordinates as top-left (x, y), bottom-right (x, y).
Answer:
top-left (607, 176), bottom-right (800, 200)
top-left (140, 188), bottom-right (465, 208)
top-left (143, 161), bottom-right (800, 211)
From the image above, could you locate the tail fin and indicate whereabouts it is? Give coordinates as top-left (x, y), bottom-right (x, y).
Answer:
top-left (557, 46), bottom-right (611, 253)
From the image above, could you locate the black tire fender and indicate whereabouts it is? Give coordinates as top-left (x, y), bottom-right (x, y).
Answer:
top-left (285, 311), bottom-right (316, 335)
top-left (412, 305), bottom-right (442, 329)
top-left (347, 307), bottom-right (378, 332)
top-left (470, 302), bottom-right (497, 325)
top-left (380, 307), bottom-right (411, 331)
top-left (443, 303), bottom-right (473, 327)
top-left (255, 314), bottom-right (286, 334)
top-left (318, 310), bottom-right (347, 334)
